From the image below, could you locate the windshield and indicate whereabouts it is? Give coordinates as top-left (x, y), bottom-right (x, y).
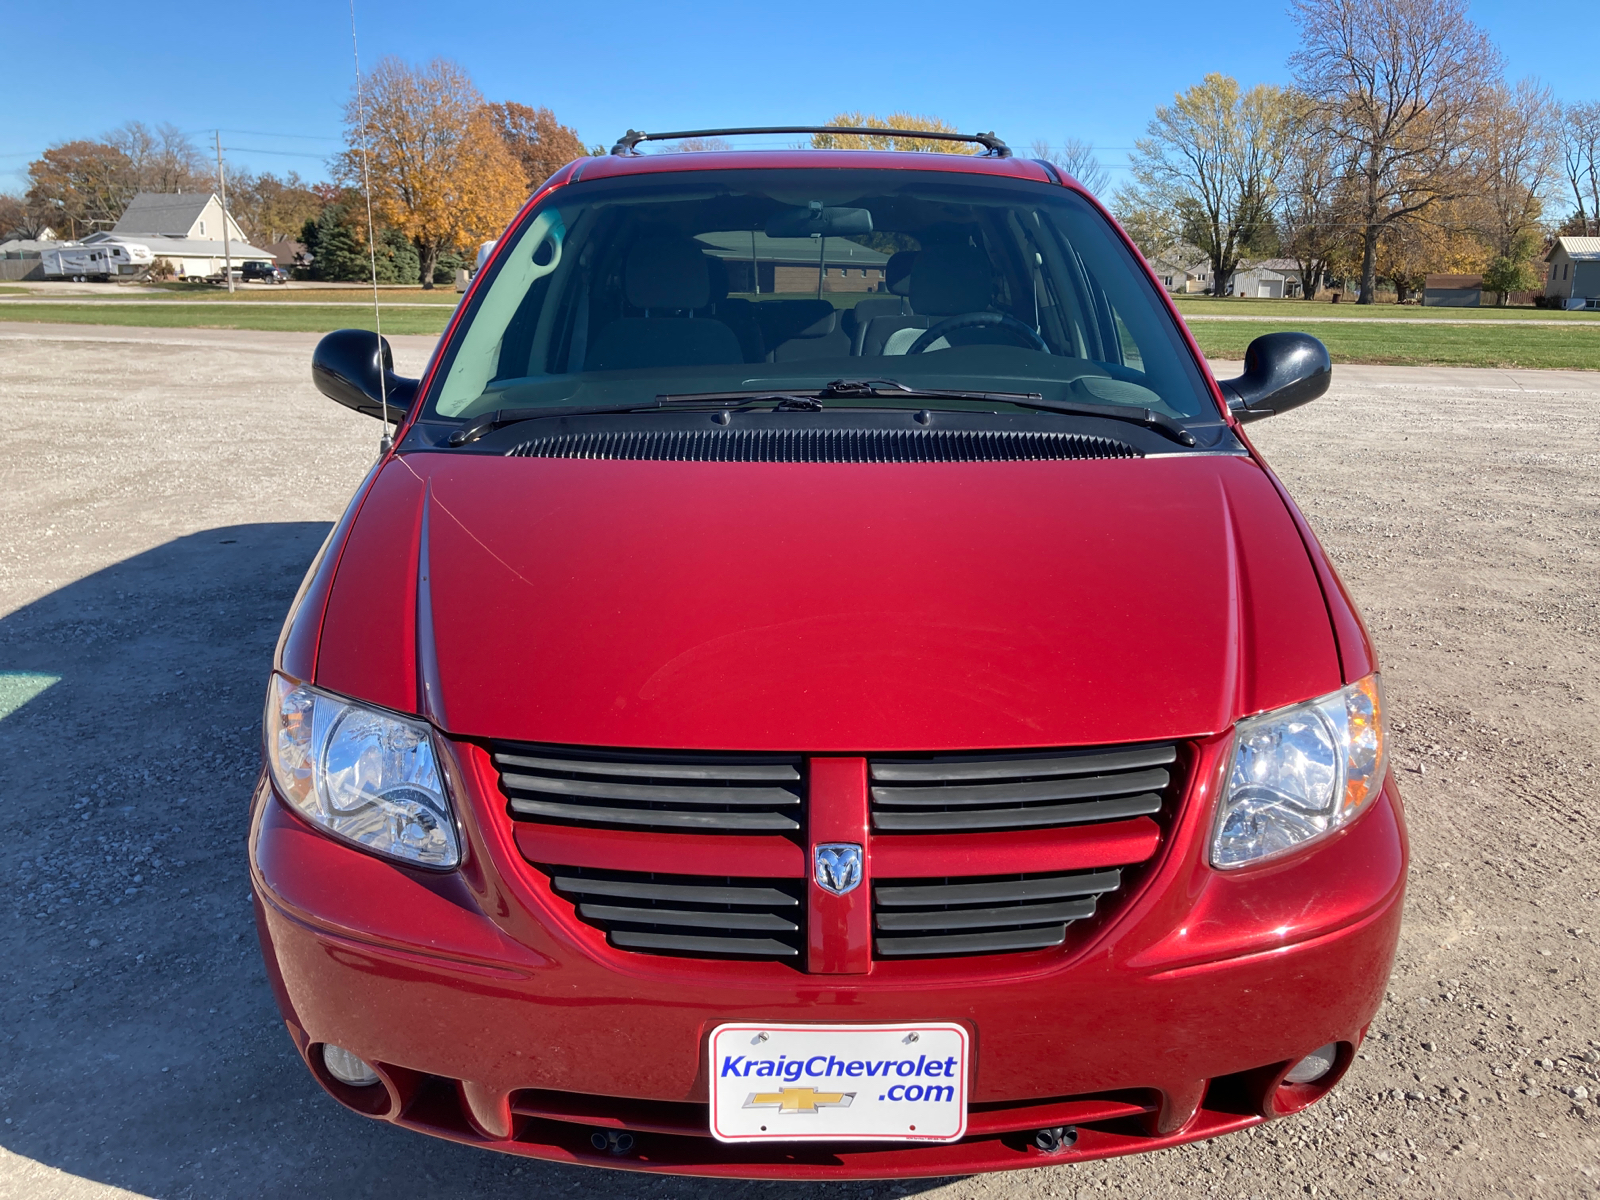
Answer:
top-left (425, 168), bottom-right (1215, 422)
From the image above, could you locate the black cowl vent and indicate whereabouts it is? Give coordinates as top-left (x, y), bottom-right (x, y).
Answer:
top-left (505, 427), bottom-right (1141, 463)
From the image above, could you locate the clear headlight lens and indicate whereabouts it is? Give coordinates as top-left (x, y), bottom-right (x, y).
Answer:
top-left (264, 673), bottom-right (459, 868)
top-left (1211, 674), bottom-right (1386, 869)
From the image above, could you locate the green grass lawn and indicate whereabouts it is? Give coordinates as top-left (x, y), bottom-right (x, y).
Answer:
top-left (3, 298), bottom-right (1596, 369)
top-left (1173, 296), bottom-right (1600, 322)
top-left (0, 303), bottom-right (454, 335)
top-left (142, 283), bottom-right (462, 304)
top-left (1187, 318), bottom-right (1600, 370)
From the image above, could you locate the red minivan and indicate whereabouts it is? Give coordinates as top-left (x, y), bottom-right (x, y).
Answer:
top-left (253, 127), bottom-right (1405, 1178)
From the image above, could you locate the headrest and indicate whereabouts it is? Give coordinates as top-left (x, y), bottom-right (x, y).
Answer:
top-left (885, 250), bottom-right (918, 296)
top-left (703, 252), bottom-right (729, 304)
top-left (850, 296), bottom-right (907, 324)
top-left (910, 243), bottom-right (993, 317)
top-left (625, 239), bottom-right (711, 310)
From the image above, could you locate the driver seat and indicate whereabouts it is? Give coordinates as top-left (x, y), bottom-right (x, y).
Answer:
top-left (859, 243), bottom-right (995, 356)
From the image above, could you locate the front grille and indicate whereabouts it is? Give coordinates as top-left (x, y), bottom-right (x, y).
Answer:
top-left (868, 744), bottom-right (1177, 833)
top-left (543, 865), bottom-right (805, 959)
top-left (506, 427), bottom-right (1141, 463)
top-left (494, 744), bottom-right (804, 835)
top-left (873, 868), bottom-right (1125, 957)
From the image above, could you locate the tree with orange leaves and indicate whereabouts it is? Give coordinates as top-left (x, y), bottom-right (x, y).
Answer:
top-left (812, 113), bottom-right (976, 155)
top-left (342, 57), bottom-right (527, 289)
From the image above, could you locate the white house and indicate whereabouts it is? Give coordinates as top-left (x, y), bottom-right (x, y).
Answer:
top-left (83, 192), bottom-right (273, 280)
top-left (1145, 246), bottom-right (1213, 294)
top-left (1544, 237), bottom-right (1600, 309)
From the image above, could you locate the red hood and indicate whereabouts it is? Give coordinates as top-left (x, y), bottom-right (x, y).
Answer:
top-left (314, 452), bottom-right (1339, 751)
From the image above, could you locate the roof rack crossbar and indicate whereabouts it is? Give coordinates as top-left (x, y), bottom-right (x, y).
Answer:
top-left (609, 126), bottom-right (1011, 158)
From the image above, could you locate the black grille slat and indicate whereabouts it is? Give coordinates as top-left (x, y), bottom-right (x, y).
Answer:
top-left (871, 868), bottom-right (1124, 959)
top-left (870, 767), bottom-right (1170, 808)
top-left (877, 926), bottom-right (1069, 957)
top-left (868, 743), bottom-right (1178, 835)
top-left (502, 773), bottom-right (800, 807)
top-left (611, 931), bottom-right (799, 957)
top-left (875, 869), bottom-right (1122, 907)
top-left (875, 899), bottom-right (1095, 930)
top-left (872, 792), bottom-right (1164, 833)
top-left (550, 876), bottom-right (798, 907)
top-left (495, 744), bottom-right (804, 835)
top-left (577, 904), bottom-right (800, 932)
top-left (497, 752), bottom-right (799, 781)
top-left (508, 798), bottom-right (799, 831)
top-left (546, 866), bottom-right (805, 961)
top-left (871, 745), bottom-right (1176, 782)
top-left (506, 427), bottom-right (1141, 463)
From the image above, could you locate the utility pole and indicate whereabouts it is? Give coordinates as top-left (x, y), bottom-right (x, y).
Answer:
top-left (215, 131), bottom-right (234, 294)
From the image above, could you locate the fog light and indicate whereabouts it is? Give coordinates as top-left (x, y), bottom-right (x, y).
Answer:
top-left (322, 1044), bottom-right (380, 1087)
top-left (1284, 1043), bottom-right (1339, 1084)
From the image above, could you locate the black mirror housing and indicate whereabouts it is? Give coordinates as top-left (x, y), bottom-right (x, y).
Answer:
top-left (765, 204), bottom-right (874, 238)
top-left (1218, 332), bottom-right (1331, 423)
top-left (312, 329), bottom-right (419, 422)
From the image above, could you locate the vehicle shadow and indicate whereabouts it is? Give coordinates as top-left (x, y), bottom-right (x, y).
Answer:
top-left (0, 523), bottom-right (958, 1199)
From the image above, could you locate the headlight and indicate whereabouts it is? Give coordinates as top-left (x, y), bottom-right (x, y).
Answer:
top-left (1211, 673), bottom-right (1386, 869)
top-left (264, 673), bottom-right (460, 868)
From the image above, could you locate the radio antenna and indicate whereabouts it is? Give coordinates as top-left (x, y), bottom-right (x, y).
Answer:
top-left (349, 0), bottom-right (391, 454)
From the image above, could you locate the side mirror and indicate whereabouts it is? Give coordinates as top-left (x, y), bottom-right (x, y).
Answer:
top-left (312, 329), bottom-right (419, 421)
top-left (1218, 332), bottom-right (1331, 423)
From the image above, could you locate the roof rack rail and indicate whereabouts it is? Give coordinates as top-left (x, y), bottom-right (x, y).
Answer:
top-left (609, 126), bottom-right (1011, 159)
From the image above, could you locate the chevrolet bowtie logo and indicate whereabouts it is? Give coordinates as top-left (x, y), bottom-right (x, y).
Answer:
top-left (743, 1087), bottom-right (856, 1114)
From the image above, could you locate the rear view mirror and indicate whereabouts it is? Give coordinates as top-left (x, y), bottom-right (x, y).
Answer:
top-left (765, 203), bottom-right (874, 238)
top-left (1218, 332), bottom-right (1331, 423)
top-left (312, 329), bottom-right (419, 421)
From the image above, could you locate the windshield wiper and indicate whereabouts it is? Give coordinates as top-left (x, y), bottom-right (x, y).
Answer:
top-left (825, 379), bottom-right (1197, 447)
top-left (447, 396), bottom-right (754, 446)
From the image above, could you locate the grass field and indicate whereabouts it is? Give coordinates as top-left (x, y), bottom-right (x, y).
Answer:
top-left (141, 283), bottom-right (462, 304)
top-left (1173, 296), bottom-right (1600, 322)
top-left (1185, 318), bottom-right (1600, 369)
top-left (2, 296), bottom-right (1596, 369)
top-left (0, 304), bottom-right (454, 335)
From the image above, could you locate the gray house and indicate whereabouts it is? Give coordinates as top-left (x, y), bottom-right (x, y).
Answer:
top-left (1145, 246), bottom-right (1212, 294)
top-left (1544, 237), bottom-right (1600, 310)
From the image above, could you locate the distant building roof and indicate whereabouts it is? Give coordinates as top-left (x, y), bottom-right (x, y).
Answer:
top-left (84, 231), bottom-right (273, 260)
top-left (113, 193), bottom-right (214, 235)
top-left (1425, 274), bottom-right (1482, 289)
top-left (1549, 236), bottom-right (1600, 262)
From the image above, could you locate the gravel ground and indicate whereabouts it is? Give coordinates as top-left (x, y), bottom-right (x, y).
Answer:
top-left (0, 323), bottom-right (1596, 1199)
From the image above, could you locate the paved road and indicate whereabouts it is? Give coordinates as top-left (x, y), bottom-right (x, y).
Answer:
top-left (1, 324), bottom-right (1596, 1199)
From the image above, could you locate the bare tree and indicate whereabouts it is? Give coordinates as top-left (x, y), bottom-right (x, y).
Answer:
top-left (1471, 78), bottom-right (1559, 301)
top-left (1126, 73), bottom-right (1288, 293)
top-left (1558, 101), bottom-right (1600, 236)
top-left (1291, 0), bottom-right (1499, 303)
top-left (1274, 92), bottom-right (1351, 299)
top-left (1030, 138), bottom-right (1111, 196)
top-left (105, 121), bottom-right (210, 194)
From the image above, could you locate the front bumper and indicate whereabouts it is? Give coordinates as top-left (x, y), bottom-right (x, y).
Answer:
top-left (249, 743), bottom-right (1407, 1179)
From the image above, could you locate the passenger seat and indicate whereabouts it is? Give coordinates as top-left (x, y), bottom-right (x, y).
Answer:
top-left (585, 240), bottom-right (743, 371)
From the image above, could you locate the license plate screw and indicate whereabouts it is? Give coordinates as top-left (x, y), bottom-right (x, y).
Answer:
top-left (751, 1032), bottom-right (769, 1044)
top-left (903, 1032), bottom-right (920, 1044)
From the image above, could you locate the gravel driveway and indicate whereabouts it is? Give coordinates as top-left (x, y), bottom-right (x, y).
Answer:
top-left (1, 324), bottom-right (1596, 1199)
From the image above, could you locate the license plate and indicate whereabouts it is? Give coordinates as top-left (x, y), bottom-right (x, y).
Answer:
top-left (709, 1022), bottom-right (969, 1143)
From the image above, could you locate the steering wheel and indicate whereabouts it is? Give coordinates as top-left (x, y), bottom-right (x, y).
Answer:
top-left (907, 312), bottom-right (1049, 355)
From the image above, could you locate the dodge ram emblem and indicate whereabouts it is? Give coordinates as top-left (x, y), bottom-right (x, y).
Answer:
top-left (813, 843), bottom-right (863, 896)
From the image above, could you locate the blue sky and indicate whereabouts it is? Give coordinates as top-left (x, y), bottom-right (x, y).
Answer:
top-left (0, 0), bottom-right (1584, 200)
